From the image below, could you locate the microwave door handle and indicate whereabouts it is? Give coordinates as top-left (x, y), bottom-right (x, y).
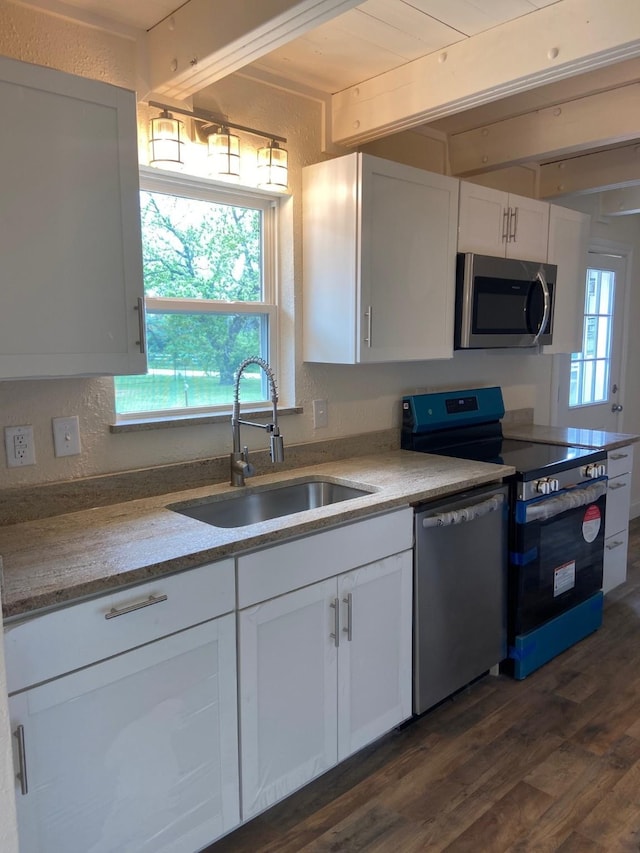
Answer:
top-left (531, 270), bottom-right (550, 344)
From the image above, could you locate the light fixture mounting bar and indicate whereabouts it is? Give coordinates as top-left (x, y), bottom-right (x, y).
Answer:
top-left (148, 100), bottom-right (287, 144)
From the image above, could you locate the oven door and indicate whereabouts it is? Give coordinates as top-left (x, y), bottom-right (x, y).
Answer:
top-left (509, 479), bottom-right (607, 636)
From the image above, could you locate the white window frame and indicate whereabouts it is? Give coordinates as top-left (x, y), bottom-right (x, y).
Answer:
top-left (116, 166), bottom-right (281, 421)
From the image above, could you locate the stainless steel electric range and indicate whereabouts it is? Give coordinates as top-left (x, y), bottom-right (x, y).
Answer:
top-left (402, 386), bottom-right (608, 679)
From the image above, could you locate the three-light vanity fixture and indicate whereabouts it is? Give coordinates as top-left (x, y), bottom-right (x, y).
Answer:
top-left (147, 100), bottom-right (288, 190)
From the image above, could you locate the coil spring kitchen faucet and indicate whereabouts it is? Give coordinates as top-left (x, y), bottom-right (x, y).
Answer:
top-left (230, 356), bottom-right (285, 486)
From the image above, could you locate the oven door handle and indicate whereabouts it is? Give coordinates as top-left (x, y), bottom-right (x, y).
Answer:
top-left (422, 493), bottom-right (505, 528)
top-left (522, 480), bottom-right (607, 523)
top-left (531, 269), bottom-right (551, 345)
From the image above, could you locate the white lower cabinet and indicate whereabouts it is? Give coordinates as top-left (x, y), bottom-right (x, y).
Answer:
top-left (603, 445), bottom-right (634, 593)
top-left (239, 550), bottom-right (413, 820)
top-left (6, 562), bottom-right (239, 853)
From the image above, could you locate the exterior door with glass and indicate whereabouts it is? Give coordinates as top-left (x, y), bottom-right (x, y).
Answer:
top-left (552, 251), bottom-right (627, 430)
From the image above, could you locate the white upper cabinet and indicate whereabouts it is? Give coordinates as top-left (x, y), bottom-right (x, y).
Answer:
top-left (0, 56), bottom-right (146, 379)
top-left (303, 153), bottom-right (459, 363)
top-left (544, 205), bottom-right (590, 355)
top-left (458, 182), bottom-right (549, 262)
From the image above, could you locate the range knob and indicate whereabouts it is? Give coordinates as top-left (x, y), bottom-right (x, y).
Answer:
top-left (536, 478), bottom-right (560, 495)
top-left (583, 463), bottom-right (606, 479)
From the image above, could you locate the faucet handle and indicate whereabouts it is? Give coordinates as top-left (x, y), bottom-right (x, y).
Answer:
top-left (242, 446), bottom-right (256, 477)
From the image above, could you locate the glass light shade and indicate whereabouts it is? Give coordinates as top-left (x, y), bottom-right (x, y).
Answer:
top-left (148, 111), bottom-right (186, 168)
top-left (208, 128), bottom-right (240, 181)
top-left (257, 141), bottom-right (288, 190)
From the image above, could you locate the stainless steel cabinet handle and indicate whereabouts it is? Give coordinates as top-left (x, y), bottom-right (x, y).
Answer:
top-left (364, 306), bottom-right (372, 347)
top-left (502, 209), bottom-right (510, 242)
top-left (608, 481), bottom-right (628, 490)
top-left (135, 296), bottom-right (147, 354)
top-left (509, 207), bottom-right (518, 242)
top-left (105, 593), bottom-right (168, 620)
top-left (330, 598), bottom-right (340, 647)
top-left (14, 725), bottom-right (28, 796)
top-left (610, 452), bottom-right (629, 460)
top-left (342, 593), bottom-right (353, 642)
top-left (606, 540), bottom-right (625, 550)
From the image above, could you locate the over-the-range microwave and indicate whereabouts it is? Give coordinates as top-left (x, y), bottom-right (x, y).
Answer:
top-left (454, 253), bottom-right (557, 349)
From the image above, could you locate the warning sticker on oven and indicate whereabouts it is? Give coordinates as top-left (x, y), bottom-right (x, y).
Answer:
top-left (582, 504), bottom-right (602, 543)
top-left (554, 560), bottom-right (576, 597)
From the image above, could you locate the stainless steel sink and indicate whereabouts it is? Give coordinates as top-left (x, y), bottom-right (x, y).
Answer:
top-left (168, 479), bottom-right (373, 528)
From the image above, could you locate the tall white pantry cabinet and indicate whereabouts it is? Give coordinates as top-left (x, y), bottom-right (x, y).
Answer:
top-left (0, 55), bottom-right (146, 379)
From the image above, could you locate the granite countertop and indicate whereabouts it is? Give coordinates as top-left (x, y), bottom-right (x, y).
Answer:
top-left (0, 450), bottom-right (513, 620)
top-left (502, 423), bottom-right (640, 451)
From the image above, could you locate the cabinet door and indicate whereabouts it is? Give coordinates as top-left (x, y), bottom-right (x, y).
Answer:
top-left (0, 56), bottom-right (145, 378)
top-left (603, 447), bottom-right (633, 594)
top-left (544, 205), bottom-right (590, 354)
top-left (506, 194), bottom-right (549, 262)
top-left (458, 182), bottom-right (508, 256)
top-left (603, 528), bottom-right (629, 594)
top-left (337, 551), bottom-right (413, 761)
top-left (359, 157), bottom-right (458, 362)
top-left (9, 617), bottom-right (239, 853)
top-left (239, 579), bottom-right (338, 820)
top-left (605, 472), bottom-right (632, 539)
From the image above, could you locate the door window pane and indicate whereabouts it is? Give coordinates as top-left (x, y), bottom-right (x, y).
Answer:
top-left (570, 267), bottom-right (615, 407)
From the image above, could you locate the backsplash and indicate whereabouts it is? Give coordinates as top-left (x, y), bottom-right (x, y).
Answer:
top-left (0, 429), bottom-right (399, 526)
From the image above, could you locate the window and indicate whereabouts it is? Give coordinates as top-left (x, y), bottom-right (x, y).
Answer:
top-left (115, 170), bottom-right (278, 418)
top-left (569, 266), bottom-right (614, 407)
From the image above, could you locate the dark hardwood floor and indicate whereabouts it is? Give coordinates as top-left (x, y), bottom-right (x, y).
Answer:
top-left (209, 518), bottom-right (640, 852)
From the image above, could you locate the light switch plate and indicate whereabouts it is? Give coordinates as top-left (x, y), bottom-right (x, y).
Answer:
top-left (313, 399), bottom-right (328, 429)
top-left (53, 416), bottom-right (81, 457)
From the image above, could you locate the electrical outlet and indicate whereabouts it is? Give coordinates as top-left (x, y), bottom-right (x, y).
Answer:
top-left (52, 416), bottom-right (81, 457)
top-left (313, 399), bottom-right (328, 429)
top-left (5, 425), bottom-right (36, 467)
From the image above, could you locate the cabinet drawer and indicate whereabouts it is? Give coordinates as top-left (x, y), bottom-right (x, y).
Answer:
top-left (607, 445), bottom-right (634, 479)
top-left (4, 559), bottom-right (235, 694)
top-left (237, 508), bottom-right (413, 608)
top-left (605, 473), bottom-right (632, 538)
top-left (603, 528), bottom-right (629, 594)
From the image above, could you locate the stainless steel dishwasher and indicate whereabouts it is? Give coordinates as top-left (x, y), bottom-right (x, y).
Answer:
top-left (413, 482), bottom-right (509, 714)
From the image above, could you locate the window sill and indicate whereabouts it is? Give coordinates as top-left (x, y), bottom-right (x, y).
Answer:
top-left (109, 406), bottom-right (303, 433)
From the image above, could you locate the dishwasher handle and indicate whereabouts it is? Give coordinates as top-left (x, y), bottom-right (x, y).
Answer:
top-left (422, 493), bottom-right (505, 528)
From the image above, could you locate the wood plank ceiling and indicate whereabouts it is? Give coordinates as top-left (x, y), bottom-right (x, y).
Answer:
top-left (15, 0), bottom-right (640, 204)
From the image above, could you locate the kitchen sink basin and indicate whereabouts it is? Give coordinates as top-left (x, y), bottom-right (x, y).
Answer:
top-left (168, 479), bottom-right (374, 528)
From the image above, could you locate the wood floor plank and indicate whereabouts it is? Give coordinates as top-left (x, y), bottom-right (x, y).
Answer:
top-left (511, 735), bottom-right (640, 850)
top-left (207, 518), bottom-right (640, 853)
top-left (440, 780), bottom-right (554, 852)
top-left (556, 831), bottom-right (608, 852)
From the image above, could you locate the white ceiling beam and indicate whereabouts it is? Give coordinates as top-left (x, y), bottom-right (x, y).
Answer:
top-left (331, 0), bottom-right (640, 146)
top-left (599, 187), bottom-right (640, 216)
top-left (448, 83), bottom-right (640, 176)
top-left (539, 143), bottom-right (640, 198)
top-left (431, 56), bottom-right (640, 135)
top-left (147, 0), bottom-right (361, 100)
